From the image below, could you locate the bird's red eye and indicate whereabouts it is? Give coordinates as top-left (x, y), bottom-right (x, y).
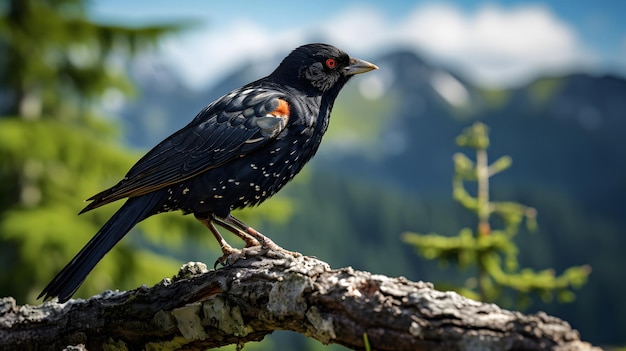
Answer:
top-left (325, 58), bottom-right (337, 69)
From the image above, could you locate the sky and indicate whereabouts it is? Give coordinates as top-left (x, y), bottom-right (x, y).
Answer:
top-left (90, 0), bottom-right (626, 90)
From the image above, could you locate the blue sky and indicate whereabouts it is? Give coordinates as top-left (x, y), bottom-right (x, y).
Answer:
top-left (91, 0), bottom-right (626, 89)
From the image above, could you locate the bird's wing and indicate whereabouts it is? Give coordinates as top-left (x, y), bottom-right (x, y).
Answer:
top-left (80, 87), bottom-right (291, 213)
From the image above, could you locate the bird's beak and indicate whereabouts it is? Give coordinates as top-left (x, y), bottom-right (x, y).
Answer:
top-left (345, 57), bottom-right (378, 76)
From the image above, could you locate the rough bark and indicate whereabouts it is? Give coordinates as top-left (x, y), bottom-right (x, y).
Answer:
top-left (0, 251), bottom-right (601, 351)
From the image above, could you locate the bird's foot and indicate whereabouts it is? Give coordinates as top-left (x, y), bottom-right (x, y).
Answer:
top-left (253, 233), bottom-right (301, 259)
top-left (214, 233), bottom-right (301, 269)
top-left (214, 245), bottom-right (246, 269)
top-left (210, 215), bottom-right (301, 268)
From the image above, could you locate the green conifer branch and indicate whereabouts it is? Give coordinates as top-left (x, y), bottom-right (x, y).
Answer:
top-left (403, 122), bottom-right (590, 308)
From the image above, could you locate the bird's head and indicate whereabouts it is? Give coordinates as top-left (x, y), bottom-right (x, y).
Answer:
top-left (270, 43), bottom-right (378, 94)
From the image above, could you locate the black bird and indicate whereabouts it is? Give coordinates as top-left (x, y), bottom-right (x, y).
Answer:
top-left (39, 43), bottom-right (377, 303)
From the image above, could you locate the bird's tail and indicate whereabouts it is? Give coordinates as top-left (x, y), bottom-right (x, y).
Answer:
top-left (38, 193), bottom-right (161, 303)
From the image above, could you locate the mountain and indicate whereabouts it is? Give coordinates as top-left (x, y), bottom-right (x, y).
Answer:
top-left (116, 47), bottom-right (626, 346)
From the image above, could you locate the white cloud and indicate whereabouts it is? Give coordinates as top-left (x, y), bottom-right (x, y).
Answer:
top-left (159, 19), bottom-right (305, 89)
top-left (160, 3), bottom-right (596, 89)
top-left (398, 4), bottom-right (594, 86)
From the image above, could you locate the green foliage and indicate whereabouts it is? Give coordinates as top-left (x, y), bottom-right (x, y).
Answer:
top-left (0, 0), bottom-right (198, 304)
top-left (0, 118), bottom-right (185, 301)
top-left (403, 122), bottom-right (590, 309)
top-left (0, 0), bottom-right (186, 120)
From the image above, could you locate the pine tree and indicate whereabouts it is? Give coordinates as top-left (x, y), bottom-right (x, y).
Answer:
top-left (403, 122), bottom-right (590, 308)
top-left (0, 0), bottom-right (200, 303)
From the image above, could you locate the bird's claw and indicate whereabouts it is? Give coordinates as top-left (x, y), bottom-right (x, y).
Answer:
top-left (213, 256), bottom-right (226, 270)
top-left (214, 246), bottom-right (247, 269)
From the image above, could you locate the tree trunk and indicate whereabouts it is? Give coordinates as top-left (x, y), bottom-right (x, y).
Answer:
top-left (0, 251), bottom-right (601, 350)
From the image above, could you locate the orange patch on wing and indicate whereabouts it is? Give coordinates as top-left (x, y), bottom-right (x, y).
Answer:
top-left (270, 99), bottom-right (290, 118)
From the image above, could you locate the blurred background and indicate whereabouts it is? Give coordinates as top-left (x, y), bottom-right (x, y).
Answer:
top-left (1, 0), bottom-right (625, 349)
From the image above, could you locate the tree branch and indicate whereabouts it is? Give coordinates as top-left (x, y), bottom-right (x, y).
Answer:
top-left (0, 251), bottom-right (601, 350)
